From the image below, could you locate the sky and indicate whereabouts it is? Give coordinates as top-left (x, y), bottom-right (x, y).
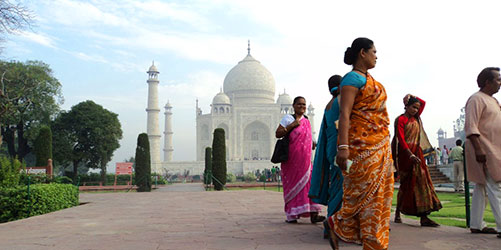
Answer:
top-left (4, 0), bottom-right (501, 172)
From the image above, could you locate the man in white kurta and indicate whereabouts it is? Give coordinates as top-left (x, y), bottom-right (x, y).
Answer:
top-left (465, 67), bottom-right (501, 236)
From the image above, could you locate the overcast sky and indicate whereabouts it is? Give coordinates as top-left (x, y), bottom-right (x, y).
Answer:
top-left (4, 0), bottom-right (501, 171)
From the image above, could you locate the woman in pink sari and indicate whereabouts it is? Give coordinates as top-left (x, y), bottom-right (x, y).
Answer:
top-left (275, 96), bottom-right (324, 223)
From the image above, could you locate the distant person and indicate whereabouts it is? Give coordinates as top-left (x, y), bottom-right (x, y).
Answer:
top-left (275, 96), bottom-right (324, 224)
top-left (309, 74), bottom-right (344, 238)
top-left (442, 145), bottom-right (449, 165)
top-left (393, 94), bottom-right (442, 226)
top-left (449, 139), bottom-right (464, 192)
top-left (465, 67), bottom-right (501, 237)
top-left (323, 37), bottom-right (394, 250)
top-left (436, 147), bottom-right (442, 165)
top-left (271, 166), bottom-right (277, 182)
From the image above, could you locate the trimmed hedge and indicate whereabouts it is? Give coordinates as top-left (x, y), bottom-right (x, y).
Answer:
top-left (212, 128), bottom-right (226, 190)
top-left (135, 133), bottom-right (151, 192)
top-left (0, 183), bottom-right (79, 223)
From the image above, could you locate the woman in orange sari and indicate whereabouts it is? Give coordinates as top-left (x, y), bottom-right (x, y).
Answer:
top-left (324, 37), bottom-right (394, 250)
top-left (393, 94), bottom-right (442, 226)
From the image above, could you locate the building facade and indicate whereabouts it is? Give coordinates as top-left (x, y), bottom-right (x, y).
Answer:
top-left (147, 45), bottom-right (315, 175)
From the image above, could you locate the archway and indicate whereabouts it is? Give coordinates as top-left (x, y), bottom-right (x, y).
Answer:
top-left (243, 121), bottom-right (270, 160)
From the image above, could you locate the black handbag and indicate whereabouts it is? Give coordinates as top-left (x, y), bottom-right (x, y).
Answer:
top-left (271, 134), bottom-right (290, 163)
top-left (271, 114), bottom-right (306, 163)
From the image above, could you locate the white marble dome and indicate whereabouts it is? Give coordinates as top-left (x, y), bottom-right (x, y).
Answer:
top-left (276, 92), bottom-right (292, 105)
top-left (212, 91), bottom-right (231, 105)
top-left (148, 64), bottom-right (158, 72)
top-left (223, 54), bottom-right (276, 104)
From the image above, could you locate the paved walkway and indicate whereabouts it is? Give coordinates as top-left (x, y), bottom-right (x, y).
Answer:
top-left (0, 183), bottom-right (499, 249)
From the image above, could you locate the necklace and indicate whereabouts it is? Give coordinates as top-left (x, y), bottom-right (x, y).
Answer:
top-left (353, 68), bottom-right (368, 75)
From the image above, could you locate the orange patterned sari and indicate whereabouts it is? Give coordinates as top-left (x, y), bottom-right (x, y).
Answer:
top-left (328, 74), bottom-right (394, 250)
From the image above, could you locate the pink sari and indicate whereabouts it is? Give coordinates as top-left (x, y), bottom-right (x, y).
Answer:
top-left (281, 117), bottom-right (322, 221)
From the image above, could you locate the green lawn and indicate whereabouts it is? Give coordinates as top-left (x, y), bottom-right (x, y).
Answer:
top-left (392, 190), bottom-right (496, 228)
top-left (225, 185), bottom-right (495, 228)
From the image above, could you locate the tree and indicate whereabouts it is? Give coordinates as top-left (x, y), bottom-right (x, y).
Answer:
top-left (135, 133), bottom-right (151, 192)
top-left (34, 125), bottom-right (51, 166)
top-left (0, 60), bottom-right (62, 161)
top-left (0, 1), bottom-right (34, 50)
top-left (51, 101), bottom-right (122, 182)
top-left (211, 128), bottom-right (226, 190)
top-left (204, 147), bottom-right (212, 185)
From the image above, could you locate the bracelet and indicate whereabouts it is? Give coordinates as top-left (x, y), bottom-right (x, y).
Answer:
top-left (338, 144), bottom-right (349, 149)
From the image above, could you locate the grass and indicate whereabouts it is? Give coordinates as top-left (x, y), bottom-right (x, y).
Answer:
top-left (226, 186), bottom-right (283, 192)
top-left (392, 190), bottom-right (496, 228)
top-left (225, 185), bottom-right (496, 228)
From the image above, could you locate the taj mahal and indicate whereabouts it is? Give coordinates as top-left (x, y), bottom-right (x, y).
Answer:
top-left (145, 43), bottom-right (315, 175)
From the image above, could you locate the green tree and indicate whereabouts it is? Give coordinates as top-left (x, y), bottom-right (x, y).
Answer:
top-left (204, 147), bottom-right (212, 185)
top-left (34, 125), bottom-right (52, 166)
top-left (211, 128), bottom-right (226, 190)
top-left (51, 101), bottom-right (122, 182)
top-left (0, 60), bottom-right (62, 161)
top-left (134, 133), bottom-right (151, 192)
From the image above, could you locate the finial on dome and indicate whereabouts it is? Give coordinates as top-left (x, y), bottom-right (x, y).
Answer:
top-left (152, 60), bottom-right (155, 65)
top-left (283, 88), bottom-right (286, 94)
top-left (247, 40), bottom-right (251, 55)
top-left (220, 87), bottom-right (223, 92)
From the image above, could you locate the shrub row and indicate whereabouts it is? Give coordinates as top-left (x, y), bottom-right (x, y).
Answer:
top-left (0, 183), bottom-right (79, 223)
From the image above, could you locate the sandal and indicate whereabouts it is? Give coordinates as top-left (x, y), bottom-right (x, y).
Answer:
top-left (497, 233), bottom-right (501, 238)
top-left (394, 217), bottom-right (402, 223)
top-left (323, 220), bottom-right (339, 250)
top-left (285, 219), bottom-right (297, 224)
top-left (470, 227), bottom-right (497, 234)
top-left (420, 219), bottom-right (439, 227)
top-left (311, 214), bottom-right (326, 224)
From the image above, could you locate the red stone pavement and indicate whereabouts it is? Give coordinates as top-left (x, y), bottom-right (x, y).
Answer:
top-left (0, 183), bottom-right (499, 250)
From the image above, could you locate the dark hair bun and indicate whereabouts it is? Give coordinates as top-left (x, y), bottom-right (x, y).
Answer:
top-left (343, 38), bottom-right (374, 66)
top-left (344, 47), bottom-right (355, 65)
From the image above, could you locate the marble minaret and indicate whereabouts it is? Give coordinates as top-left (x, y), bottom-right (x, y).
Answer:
top-left (146, 62), bottom-right (162, 173)
top-left (163, 101), bottom-right (173, 162)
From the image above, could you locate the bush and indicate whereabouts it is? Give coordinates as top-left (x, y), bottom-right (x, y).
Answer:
top-left (77, 173), bottom-right (134, 186)
top-left (244, 172), bottom-right (256, 182)
top-left (226, 173), bottom-right (236, 183)
top-left (259, 174), bottom-right (266, 182)
top-left (0, 183), bottom-right (79, 223)
top-left (212, 128), bottom-right (226, 190)
top-left (0, 157), bottom-right (23, 187)
top-left (204, 147), bottom-right (212, 185)
top-left (151, 173), bottom-right (167, 185)
top-left (135, 133), bottom-right (151, 192)
top-left (34, 126), bottom-right (53, 167)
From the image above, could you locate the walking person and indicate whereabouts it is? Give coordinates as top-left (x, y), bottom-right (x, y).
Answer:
top-left (309, 74), bottom-right (344, 238)
top-left (393, 94), bottom-right (442, 226)
top-left (465, 67), bottom-right (501, 237)
top-left (442, 145), bottom-right (449, 165)
top-left (275, 96), bottom-right (324, 223)
top-left (449, 139), bottom-right (464, 192)
top-left (323, 37), bottom-right (394, 250)
top-left (435, 147), bottom-right (441, 165)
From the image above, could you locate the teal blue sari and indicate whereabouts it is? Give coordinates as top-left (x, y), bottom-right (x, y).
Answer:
top-left (309, 97), bottom-right (343, 217)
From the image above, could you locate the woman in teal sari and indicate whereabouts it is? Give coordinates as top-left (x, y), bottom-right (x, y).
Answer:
top-left (309, 75), bottom-right (344, 236)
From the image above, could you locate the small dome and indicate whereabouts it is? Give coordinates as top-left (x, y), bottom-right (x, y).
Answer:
top-left (438, 128), bottom-right (444, 134)
top-left (212, 91), bottom-right (231, 105)
top-left (148, 63), bottom-right (158, 73)
top-left (277, 92), bottom-right (292, 105)
top-left (165, 101), bottom-right (172, 108)
top-left (308, 103), bottom-right (314, 110)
